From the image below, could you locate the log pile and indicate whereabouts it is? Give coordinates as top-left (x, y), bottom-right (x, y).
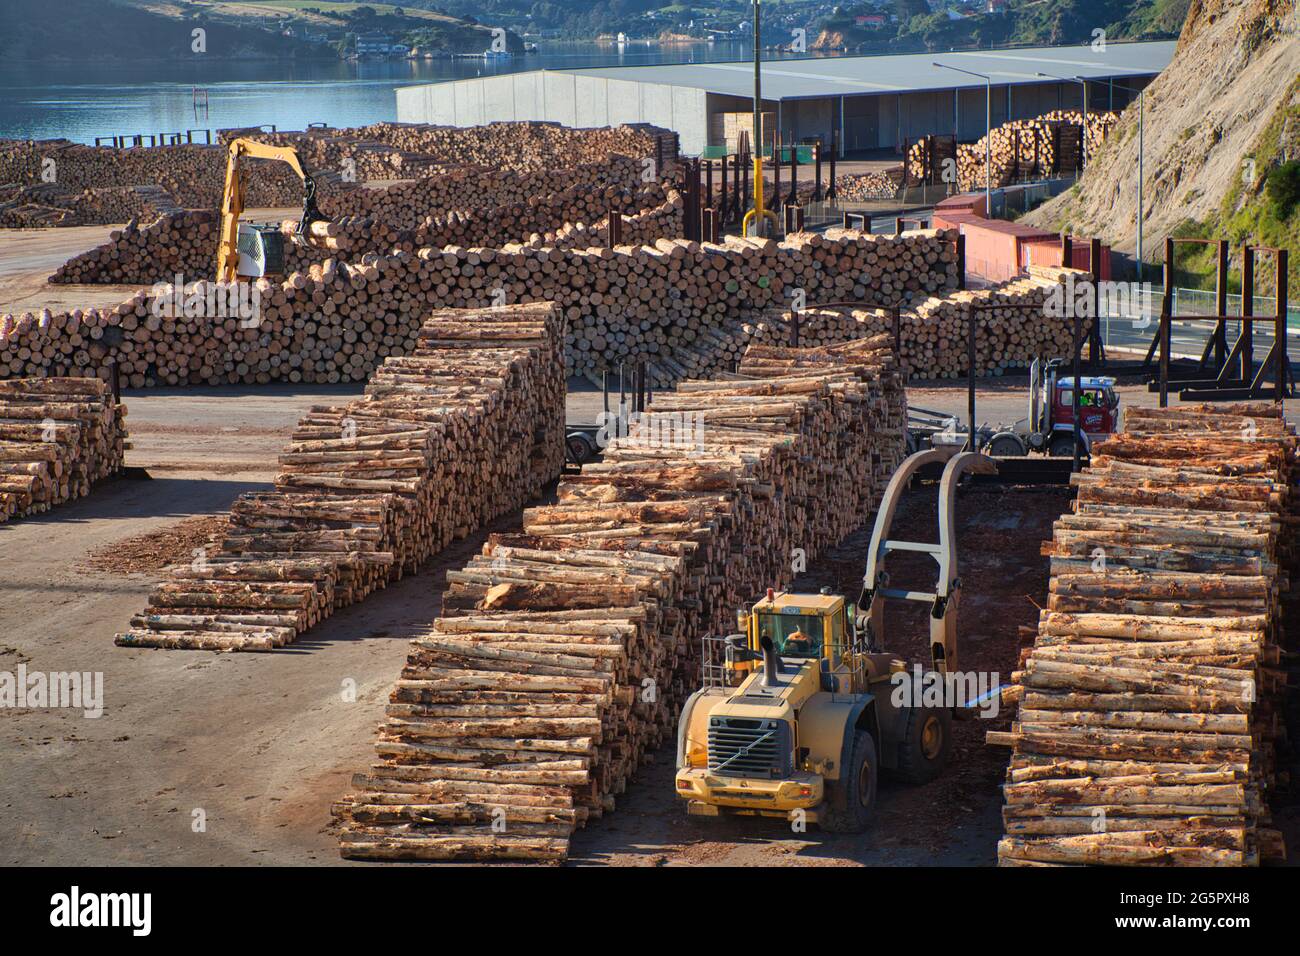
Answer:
top-left (0, 377), bottom-right (127, 524)
top-left (0, 123), bottom-right (677, 229)
top-left (115, 302), bottom-right (565, 652)
top-left (326, 156), bottom-right (652, 230)
top-left (665, 267), bottom-right (1078, 384)
top-left (903, 275), bottom-right (1075, 379)
top-left (527, 188), bottom-right (684, 251)
top-left (51, 210), bottom-right (217, 284)
top-left (0, 139), bottom-right (314, 211)
top-left (49, 178), bottom-right (675, 287)
top-left (341, 122), bottom-right (678, 175)
top-left (834, 171), bottom-right (899, 202)
top-left (1, 183), bottom-right (182, 228)
top-left (4, 231), bottom-right (960, 389)
top-left (332, 334), bottom-right (907, 861)
top-left (906, 111), bottom-right (1120, 191)
top-left (992, 403), bottom-right (1298, 866)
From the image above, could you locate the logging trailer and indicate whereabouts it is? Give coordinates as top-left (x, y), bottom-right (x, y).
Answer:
top-left (215, 138), bottom-right (328, 284)
top-left (675, 449), bottom-right (995, 831)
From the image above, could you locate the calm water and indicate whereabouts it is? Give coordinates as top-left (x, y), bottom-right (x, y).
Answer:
top-left (0, 42), bottom-right (836, 143)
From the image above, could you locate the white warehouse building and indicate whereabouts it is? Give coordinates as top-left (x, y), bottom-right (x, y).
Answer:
top-left (395, 41), bottom-right (1175, 156)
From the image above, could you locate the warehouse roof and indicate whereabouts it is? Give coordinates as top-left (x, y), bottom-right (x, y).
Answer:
top-left (554, 40), bottom-right (1176, 101)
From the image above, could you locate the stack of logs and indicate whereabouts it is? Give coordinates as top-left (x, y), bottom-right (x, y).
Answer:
top-left (0, 377), bottom-right (127, 524)
top-left (115, 303), bottom-right (565, 651)
top-left (328, 156), bottom-right (650, 230)
top-left (51, 210), bottom-right (217, 284)
top-left (0, 123), bottom-right (677, 230)
top-left (332, 334), bottom-right (907, 861)
top-left (343, 122), bottom-right (678, 175)
top-left (834, 171), bottom-right (899, 202)
top-left (906, 111), bottom-right (1119, 191)
top-left (682, 268), bottom-right (1076, 384)
top-left (992, 403), bottom-right (1297, 866)
top-left (4, 231), bottom-right (962, 389)
top-left (50, 179), bottom-right (676, 287)
top-left (1, 183), bottom-right (181, 228)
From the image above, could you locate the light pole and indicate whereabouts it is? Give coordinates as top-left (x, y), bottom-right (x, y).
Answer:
top-left (742, 0), bottom-right (776, 237)
top-left (1037, 71), bottom-right (1089, 168)
top-left (933, 62), bottom-right (991, 216)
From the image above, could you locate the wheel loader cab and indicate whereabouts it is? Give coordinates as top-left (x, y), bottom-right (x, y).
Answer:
top-left (752, 598), bottom-right (842, 663)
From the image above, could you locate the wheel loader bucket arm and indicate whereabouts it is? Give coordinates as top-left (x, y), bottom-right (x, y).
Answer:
top-left (862, 449), bottom-right (995, 673)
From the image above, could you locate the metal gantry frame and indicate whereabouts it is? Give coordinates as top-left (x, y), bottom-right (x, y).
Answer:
top-left (1146, 237), bottom-right (1293, 404)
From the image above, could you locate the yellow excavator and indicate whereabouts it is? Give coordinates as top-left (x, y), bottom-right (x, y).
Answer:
top-left (215, 137), bottom-right (328, 284)
top-left (675, 449), bottom-right (995, 832)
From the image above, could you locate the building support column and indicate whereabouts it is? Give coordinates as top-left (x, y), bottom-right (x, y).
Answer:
top-left (839, 95), bottom-right (846, 157)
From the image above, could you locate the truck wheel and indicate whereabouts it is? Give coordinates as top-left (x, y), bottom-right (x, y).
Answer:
top-left (1048, 435), bottom-right (1077, 457)
top-left (820, 731), bottom-right (878, 833)
top-left (986, 435), bottom-right (1023, 457)
top-left (565, 432), bottom-right (597, 465)
top-left (895, 706), bottom-right (952, 784)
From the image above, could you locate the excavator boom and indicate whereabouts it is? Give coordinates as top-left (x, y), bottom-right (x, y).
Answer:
top-left (215, 138), bottom-right (326, 284)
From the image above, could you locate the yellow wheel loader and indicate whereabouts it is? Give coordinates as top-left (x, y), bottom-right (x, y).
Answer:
top-left (674, 449), bottom-right (995, 832)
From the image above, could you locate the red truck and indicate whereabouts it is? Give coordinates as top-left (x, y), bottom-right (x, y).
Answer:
top-left (984, 358), bottom-right (1120, 458)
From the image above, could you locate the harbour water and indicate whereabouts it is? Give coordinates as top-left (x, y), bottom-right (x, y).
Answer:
top-left (0, 41), bottom-right (837, 143)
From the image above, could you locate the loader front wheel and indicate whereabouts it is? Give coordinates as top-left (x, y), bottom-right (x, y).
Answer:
top-left (895, 706), bottom-right (952, 784)
top-left (821, 731), bottom-right (878, 833)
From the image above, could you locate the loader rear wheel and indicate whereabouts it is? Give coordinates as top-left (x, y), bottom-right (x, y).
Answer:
top-left (895, 706), bottom-right (952, 784)
top-left (821, 731), bottom-right (878, 833)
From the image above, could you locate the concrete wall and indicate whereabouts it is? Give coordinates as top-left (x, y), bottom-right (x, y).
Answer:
top-left (396, 72), bottom-right (710, 153)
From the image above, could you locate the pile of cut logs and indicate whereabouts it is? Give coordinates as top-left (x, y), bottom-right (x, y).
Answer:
top-left (834, 171), bottom-right (899, 202)
top-left (346, 121), bottom-right (678, 175)
top-left (3, 231), bottom-right (961, 389)
top-left (906, 111), bottom-right (1120, 190)
top-left (992, 403), bottom-right (1298, 866)
top-left (0, 123), bottom-right (677, 230)
top-left (903, 274), bottom-right (1075, 379)
top-left (51, 210), bottom-right (217, 284)
top-left (664, 267), bottom-right (1077, 385)
top-left (1, 183), bottom-right (181, 228)
top-left (0, 377), bottom-right (127, 524)
top-left (534, 189), bottom-right (684, 251)
top-left (332, 334), bottom-right (907, 861)
top-left (0, 139), bottom-right (311, 211)
top-left (49, 178), bottom-right (674, 287)
top-left (328, 156), bottom-right (650, 230)
top-left (115, 302), bottom-right (565, 651)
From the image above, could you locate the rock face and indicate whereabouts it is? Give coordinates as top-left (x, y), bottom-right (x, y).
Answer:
top-left (1021, 0), bottom-right (1299, 255)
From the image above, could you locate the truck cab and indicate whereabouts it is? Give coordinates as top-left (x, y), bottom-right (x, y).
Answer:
top-left (1052, 375), bottom-right (1119, 441)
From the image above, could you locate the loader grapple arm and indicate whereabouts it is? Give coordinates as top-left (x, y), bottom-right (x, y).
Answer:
top-left (861, 449), bottom-right (995, 673)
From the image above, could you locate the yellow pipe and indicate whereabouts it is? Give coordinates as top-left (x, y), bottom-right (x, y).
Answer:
top-left (742, 151), bottom-right (778, 237)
